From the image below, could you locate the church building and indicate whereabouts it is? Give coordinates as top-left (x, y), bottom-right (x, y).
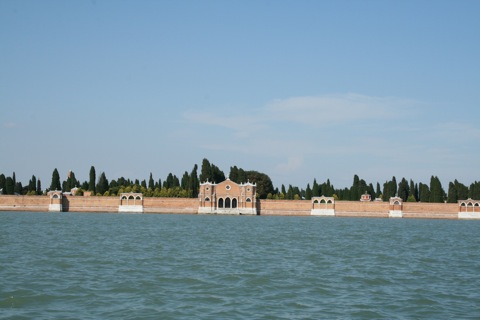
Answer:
top-left (198, 178), bottom-right (257, 215)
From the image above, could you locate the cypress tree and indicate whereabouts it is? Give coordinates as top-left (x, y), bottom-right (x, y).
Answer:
top-left (312, 179), bottom-right (320, 197)
top-left (429, 176), bottom-right (445, 203)
top-left (418, 182), bottom-right (430, 202)
top-left (89, 166), bottom-right (96, 193)
top-left (199, 158), bottom-right (211, 182)
top-left (36, 179), bottom-right (42, 195)
top-left (181, 171), bottom-right (190, 190)
top-left (50, 168), bottom-right (61, 191)
top-left (0, 174), bottom-right (6, 194)
top-left (469, 181), bottom-right (480, 200)
top-left (189, 164), bottom-right (199, 198)
top-left (397, 178), bottom-right (409, 201)
top-left (454, 180), bottom-right (469, 200)
top-left (96, 172), bottom-right (109, 195)
top-left (148, 173), bottom-right (154, 190)
top-left (376, 182), bottom-right (381, 198)
top-left (305, 183), bottom-right (312, 200)
top-left (447, 182), bottom-right (457, 203)
top-left (5, 177), bottom-right (14, 195)
top-left (29, 175), bottom-right (37, 193)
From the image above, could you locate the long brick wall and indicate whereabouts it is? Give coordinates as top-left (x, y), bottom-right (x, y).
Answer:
top-left (0, 195), bottom-right (471, 219)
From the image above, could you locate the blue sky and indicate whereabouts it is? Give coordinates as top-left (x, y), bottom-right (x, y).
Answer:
top-left (1, 0), bottom-right (479, 190)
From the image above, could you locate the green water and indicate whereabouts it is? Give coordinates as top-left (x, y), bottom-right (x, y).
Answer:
top-left (1, 212), bottom-right (479, 319)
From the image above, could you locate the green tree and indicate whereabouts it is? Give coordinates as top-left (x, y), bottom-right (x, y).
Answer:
top-left (311, 179), bottom-right (320, 197)
top-left (96, 172), bottom-right (109, 195)
top-left (418, 182), bottom-right (430, 202)
top-left (28, 175), bottom-right (37, 193)
top-left (0, 174), bottom-right (6, 194)
top-left (447, 182), bottom-right (457, 203)
top-left (89, 166), bottom-right (96, 193)
top-left (469, 181), bottom-right (480, 200)
top-left (429, 176), bottom-right (445, 203)
top-left (397, 177), bottom-right (409, 201)
top-left (305, 183), bottom-right (312, 200)
top-left (189, 164), bottom-right (199, 198)
top-left (5, 177), bottom-right (14, 195)
top-left (37, 179), bottom-right (42, 195)
top-left (148, 173), bottom-right (155, 190)
top-left (50, 168), bottom-right (61, 191)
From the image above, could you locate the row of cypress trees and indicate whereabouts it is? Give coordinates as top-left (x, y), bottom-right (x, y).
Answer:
top-left (1, 161), bottom-right (479, 202)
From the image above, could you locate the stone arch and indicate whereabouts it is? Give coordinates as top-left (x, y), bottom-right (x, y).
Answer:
top-left (218, 198), bottom-right (224, 208)
top-left (205, 197), bottom-right (210, 202)
top-left (246, 197), bottom-right (252, 202)
top-left (232, 198), bottom-right (237, 208)
top-left (225, 197), bottom-right (231, 208)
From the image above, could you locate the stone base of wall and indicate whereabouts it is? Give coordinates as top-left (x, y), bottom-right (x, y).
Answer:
top-left (198, 207), bottom-right (257, 215)
top-left (389, 210), bottom-right (403, 218)
top-left (49, 204), bottom-right (62, 212)
top-left (311, 209), bottom-right (335, 216)
top-left (458, 212), bottom-right (480, 219)
top-left (118, 205), bottom-right (144, 213)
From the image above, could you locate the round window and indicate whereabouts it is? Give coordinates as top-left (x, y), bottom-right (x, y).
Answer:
top-left (226, 185), bottom-right (231, 190)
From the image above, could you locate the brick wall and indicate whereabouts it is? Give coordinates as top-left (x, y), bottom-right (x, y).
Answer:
top-left (258, 200), bottom-right (311, 215)
top-left (64, 196), bottom-right (119, 212)
top-left (144, 198), bottom-right (198, 214)
top-left (0, 195), bottom-right (49, 211)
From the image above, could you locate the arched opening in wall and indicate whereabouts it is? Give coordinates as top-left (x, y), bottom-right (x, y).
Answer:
top-left (218, 198), bottom-right (224, 208)
top-left (232, 198), bottom-right (237, 208)
top-left (246, 198), bottom-right (252, 202)
top-left (475, 203), bottom-right (479, 212)
top-left (205, 197), bottom-right (210, 202)
top-left (467, 202), bottom-right (473, 212)
top-left (52, 194), bottom-right (59, 199)
top-left (225, 197), bottom-right (231, 208)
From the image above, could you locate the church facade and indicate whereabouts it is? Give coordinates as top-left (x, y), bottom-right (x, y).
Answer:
top-left (198, 178), bottom-right (257, 215)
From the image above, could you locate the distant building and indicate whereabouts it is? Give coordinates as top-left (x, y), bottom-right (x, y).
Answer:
top-left (360, 192), bottom-right (371, 202)
top-left (198, 178), bottom-right (257, 215)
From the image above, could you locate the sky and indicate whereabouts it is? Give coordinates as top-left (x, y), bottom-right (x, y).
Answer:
top-left (1, 0), bottom-right (479, 190)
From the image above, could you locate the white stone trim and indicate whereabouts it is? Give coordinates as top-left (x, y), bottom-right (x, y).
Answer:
top-left (458, 212), bottom-right (480, 219)
top-left (311, 209), bottom-right (335, 216)
top-left (389, 210), bottom-right (403, 218)
top-left (119, 205), bottom-right (144, 213)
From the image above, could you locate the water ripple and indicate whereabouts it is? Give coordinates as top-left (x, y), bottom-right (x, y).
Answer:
top-left (1, 213), bottom-right (480, 319)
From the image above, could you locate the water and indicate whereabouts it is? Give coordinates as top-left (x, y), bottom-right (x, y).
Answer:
top-left (1, 212), bottom-right (480, 319)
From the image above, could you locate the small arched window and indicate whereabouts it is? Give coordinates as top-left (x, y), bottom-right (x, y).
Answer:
top-left (205, 197), bottom-right (210, 202)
